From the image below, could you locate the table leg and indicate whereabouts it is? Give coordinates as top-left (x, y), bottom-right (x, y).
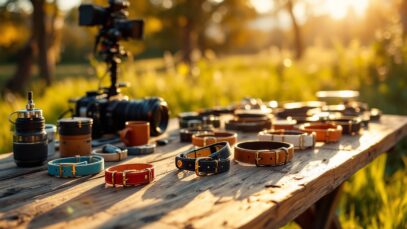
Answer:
top-left (294, 184), bottom-right (343, 229)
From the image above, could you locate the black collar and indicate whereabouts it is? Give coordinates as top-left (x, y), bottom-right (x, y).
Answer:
top-left (175, 142), bottom-right (231, 176)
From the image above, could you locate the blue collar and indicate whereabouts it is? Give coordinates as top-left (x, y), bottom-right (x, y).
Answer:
top-left (48, 155), bottom-right (104, 178)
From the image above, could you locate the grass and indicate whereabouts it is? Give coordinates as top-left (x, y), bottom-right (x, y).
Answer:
top-left (0, 37), bottom-right (406, 228)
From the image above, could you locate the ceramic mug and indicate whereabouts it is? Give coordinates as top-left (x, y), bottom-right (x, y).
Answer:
top-left (119, 121), bottom-right (150, 146)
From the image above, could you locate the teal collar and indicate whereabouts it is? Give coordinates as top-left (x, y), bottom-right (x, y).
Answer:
top-left (48, 155), bottom-right (104, 178)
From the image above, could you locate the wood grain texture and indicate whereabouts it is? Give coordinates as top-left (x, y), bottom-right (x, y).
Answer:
top-left (0, 115), bottom-right (406, 229)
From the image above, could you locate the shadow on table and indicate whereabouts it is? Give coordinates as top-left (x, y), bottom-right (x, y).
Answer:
top-left (25, 180), bottom-right (143, 228)
top-left (98, 150), bottom-right (332, 228)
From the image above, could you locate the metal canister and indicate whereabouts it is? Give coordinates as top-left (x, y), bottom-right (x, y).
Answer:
top-left (45, 124), bottom-right (57, 156)
top-left (10, 92), bottom-right (48, 167)
top-left (58, 117), bottom-right (93, 157)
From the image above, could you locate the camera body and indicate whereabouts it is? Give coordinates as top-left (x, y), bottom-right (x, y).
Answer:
top-left (74, 91), bottom-right (169, 138)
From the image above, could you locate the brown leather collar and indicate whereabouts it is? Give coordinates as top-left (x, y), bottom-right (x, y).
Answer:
top-left (192, 131), bottom-right (237, 147)
top-left (234, 141), bottom-right (294, 166)
top-left (299, 123), bottom-right (342, 142)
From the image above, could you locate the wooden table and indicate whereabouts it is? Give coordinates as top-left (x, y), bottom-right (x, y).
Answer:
top-left (1, 115), bottom-right (406, 229)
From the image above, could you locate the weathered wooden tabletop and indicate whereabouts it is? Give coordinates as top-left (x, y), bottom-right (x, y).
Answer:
top-left (0, 115), bottom-right (406, 229)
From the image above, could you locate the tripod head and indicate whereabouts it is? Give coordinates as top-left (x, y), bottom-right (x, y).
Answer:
top-left (79, 0), bottom-right (144, 98)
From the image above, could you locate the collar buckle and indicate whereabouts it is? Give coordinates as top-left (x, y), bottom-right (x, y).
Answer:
top-left (195, 157), bottom-right (213, 176)
top-left (145, 167), bottom-right (154, 183)
top-left (202, 136), bottom-right (217, 146)
top-left (255, 150), bottom-right (269, 167)
top-left (58, 163), bottom-right (77, 177)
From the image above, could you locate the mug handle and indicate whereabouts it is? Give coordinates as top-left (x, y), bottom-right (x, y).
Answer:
top-left (119, 128), bottom-right (132, 146)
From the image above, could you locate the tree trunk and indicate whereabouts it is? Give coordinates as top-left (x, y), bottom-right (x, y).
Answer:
top-left (401, 0), bottom-right (407, 36)
top-left (181, 19), bottom-right (193, 65)
top-left (4, 39), bottom-right (36, 94)
top-left (3, 0), bottom-right (57, 94)
top-left (32, 0), bottom-right (53, 86)
top-left (287, 0), bottom-right (303, 59)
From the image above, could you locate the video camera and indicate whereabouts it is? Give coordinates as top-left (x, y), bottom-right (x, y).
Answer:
top-left (72, 0), bottom-right (169, 138)
top-left (79, 0), bottom-right (144, 40)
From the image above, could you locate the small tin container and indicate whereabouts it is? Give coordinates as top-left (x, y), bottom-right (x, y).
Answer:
top-left (58, 117), bottom-right (93, 157)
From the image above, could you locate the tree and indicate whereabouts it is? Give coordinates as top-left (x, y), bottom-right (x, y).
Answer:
top-left (271, 0), bottom-right (303, 59)
top-left (3, 0), bottom-right (61, 94)
top-left (401, 0), bottom-right (407, 36)
top-left (286, 0), bottom-right (303, 59)
top-left (147, 0), bottom-right (257, 64)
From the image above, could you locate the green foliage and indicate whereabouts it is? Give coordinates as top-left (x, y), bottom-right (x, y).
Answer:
top-left (339, 154), bottom-right (407, 228)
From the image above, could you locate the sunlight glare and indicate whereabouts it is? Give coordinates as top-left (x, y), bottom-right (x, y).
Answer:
top-left (323, 0), bottom-right (369, 19)
top-left (250, 0), bottom-right (273, 14)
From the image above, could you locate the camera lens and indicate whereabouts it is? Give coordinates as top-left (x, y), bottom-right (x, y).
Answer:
top-left (109, 97), bottom-right (169, 136)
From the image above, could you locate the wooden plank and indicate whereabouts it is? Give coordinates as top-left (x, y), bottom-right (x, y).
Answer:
top-left (0, 115), bottom-right (406, 229)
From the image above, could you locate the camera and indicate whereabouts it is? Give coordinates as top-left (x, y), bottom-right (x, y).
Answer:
top-left (74, 91), bottom-right (169, 138)
top-left (79, 0), bottom-right (144, 40)
top-left (73, 0), bottom-right (170, 138)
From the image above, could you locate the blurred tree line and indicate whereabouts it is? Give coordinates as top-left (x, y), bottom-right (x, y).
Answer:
top-left (1, 0), bottom-right (407, 94)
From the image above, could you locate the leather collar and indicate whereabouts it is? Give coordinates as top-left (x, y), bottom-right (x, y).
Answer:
top-left (272, 119), bottom-right (297, 130)
top-left (175, 142), bottom-right (231, 176)
top-left (299, 123), bottom-right (342, 142)
top-left (258, 130), bottom-right (315, 150)
top-left (178, 112), bottom-right (221, 128)
top-left (92, 145), bottom-right (128, 162)
top-left (225, 111), bottom-right (272, 132)
top-left (234, 141), bottom-right (294, 166)
top-left (48, 155), bottom-right (104, 178)
top-left (225, 118), bottom-right (271, 132)
top-left (277, 101), bottom-right (325, 119)
top-left (328, 117), bottom-right (362, 135)
top-left (105, 163), bottom-right (154, 187)
top-left (179, 127), bottom-right (213, 143)
top-left (192, 131), bottom-right (237, 147)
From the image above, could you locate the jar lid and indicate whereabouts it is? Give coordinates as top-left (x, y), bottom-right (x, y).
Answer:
top-left (58, 117), bottom-right (93, 136)
top-left (58, 117), bottom-right (93, 126)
